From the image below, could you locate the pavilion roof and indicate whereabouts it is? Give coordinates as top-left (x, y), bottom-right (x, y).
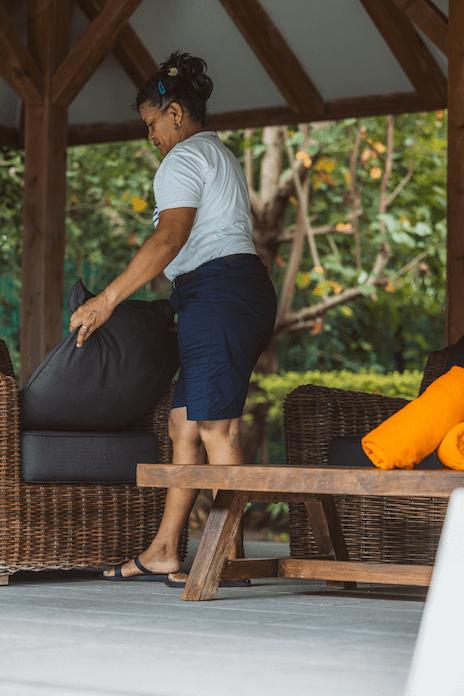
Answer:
top-left (0, 0), bottom-right (448, 147)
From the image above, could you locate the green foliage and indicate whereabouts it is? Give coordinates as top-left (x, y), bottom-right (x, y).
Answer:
top-left (0, 112), bottom-right (449, 380)
top-left (246, 368), bottom-right (423, 465)
top-left (272, 111), bottom-right (447, 373)
top-left (0, 148), bottom-right (24, 373)
top-left (64, 140), bottom-right (159, 302)
top-left (0, 140), bottom-right (163, 375)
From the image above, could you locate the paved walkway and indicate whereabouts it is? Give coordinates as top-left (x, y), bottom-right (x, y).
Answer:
top-left (0, 541), bottom-right (425, 696)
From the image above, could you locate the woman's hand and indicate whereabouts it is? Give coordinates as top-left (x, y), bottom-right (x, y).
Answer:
top-left (69, 293), bottom-right (115, 347)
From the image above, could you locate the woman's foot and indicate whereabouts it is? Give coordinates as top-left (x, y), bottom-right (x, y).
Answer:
top-left (102, 545), bottom-right (180, 579)
top-left (165, 572), bottom-right (250, 588)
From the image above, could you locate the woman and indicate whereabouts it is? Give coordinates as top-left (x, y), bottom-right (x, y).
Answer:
top-left (69, 51), bottom-right (277, 585)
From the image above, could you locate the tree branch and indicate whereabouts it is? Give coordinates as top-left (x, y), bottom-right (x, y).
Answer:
top-left (244, 128), bottom-right (255, 186)
top-left (249, 188), bottom-right (264, 218)
top-left (380, 115), bottom-right (394, 216)
top-left (389, 241), bottom-right (446, 280)
top-left (349, 124), bottom-right (363, 267)
top-left (275, 241), bottom-right (392, 334)
top-left (384, 117), bottom-right (423, 207)
top-left (283, 126), bottom-right (321, 268)
top-left (278, 210), bottom-right (363, 244)
top-left (276, 205), bottom-right (306, 323)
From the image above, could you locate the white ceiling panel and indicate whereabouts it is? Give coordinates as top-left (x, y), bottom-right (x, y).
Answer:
top-left (0, 0), bottom-right (450, 138)
top-left (129, 0), bottom-right (287, 114)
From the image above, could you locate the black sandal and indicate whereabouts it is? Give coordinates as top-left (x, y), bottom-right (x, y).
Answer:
top-left (99, 556), bottom-right (175, 582)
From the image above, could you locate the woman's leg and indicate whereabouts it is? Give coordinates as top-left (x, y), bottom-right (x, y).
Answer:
top-left (103, 410), bottom-right (246, 578)
top-left (197, 417), bottom-right (245, 559)
top-left (103, 406), bottom-right (204, 578)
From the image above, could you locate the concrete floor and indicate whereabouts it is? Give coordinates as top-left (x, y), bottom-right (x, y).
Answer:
top-left (0, 540), bottom-right (425, 696)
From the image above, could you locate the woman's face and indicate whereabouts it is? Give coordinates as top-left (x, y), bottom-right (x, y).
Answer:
top-left (139, 103), bottom-right (182, 157)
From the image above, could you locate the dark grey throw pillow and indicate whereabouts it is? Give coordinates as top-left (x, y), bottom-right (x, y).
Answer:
top-left (328, 436), bottom-right (445, 469)
top-left (19, 279), bottom-right (179, 431)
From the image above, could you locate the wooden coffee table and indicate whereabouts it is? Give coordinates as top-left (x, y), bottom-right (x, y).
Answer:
top-left (137, 463), bottom-right (464, 601)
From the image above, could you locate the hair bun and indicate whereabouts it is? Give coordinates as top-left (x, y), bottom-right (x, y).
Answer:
top-left (135, 51), bottom-right (213, 126)
top-left (160, 51), bottom-right (213, 101)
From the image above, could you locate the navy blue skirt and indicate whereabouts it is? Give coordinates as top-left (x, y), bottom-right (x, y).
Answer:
top-left (169, 256), bottom-right (277, 421)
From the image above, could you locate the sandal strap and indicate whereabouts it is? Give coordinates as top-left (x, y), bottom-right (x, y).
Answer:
top-left (114, 564), bottom-right (123, 578)
top-left (133, 556), bottom-right (153, 576)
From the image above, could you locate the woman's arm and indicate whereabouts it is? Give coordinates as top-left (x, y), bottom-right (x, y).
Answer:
top-left (69, 207), bottom-right (196, 347)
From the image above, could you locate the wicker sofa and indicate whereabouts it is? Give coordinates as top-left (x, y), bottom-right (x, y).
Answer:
top-left (284, 345), bottom-right (450, 567)
top-left (0, 338), bottom-right (187, 583)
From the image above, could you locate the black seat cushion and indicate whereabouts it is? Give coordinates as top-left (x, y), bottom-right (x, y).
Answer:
top-left (21, 431), bottom-right (158, 483)
top-left (328, 436), bottom-right (445, 469)
top-left (19, 280), bottom-right (179, 431)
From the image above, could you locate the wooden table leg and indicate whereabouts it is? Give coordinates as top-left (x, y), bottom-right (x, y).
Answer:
top-left (0, 574), bottom-right (10, 586)
top-left (305, 494), bottom-right (356, 589)
top-left (182, 489), bottom-right (249, 601)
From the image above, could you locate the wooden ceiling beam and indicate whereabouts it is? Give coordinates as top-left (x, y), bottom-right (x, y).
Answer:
top-left (359, 0), bottom-right (447, 106)
top-left (76, 0), bottom-right (159, 88)
top-left (51, 0), bottom-right (144, 107)
top-left (0, 2), bottom-right (43, 105)
top-left (209, 90), bottom-right (444, 128)
top-left (391, 0), bottom-right (448, 57)
top-left (218, 0), bottom-right (325, 117)
top-left (67, 91), bottom-right (441, 146)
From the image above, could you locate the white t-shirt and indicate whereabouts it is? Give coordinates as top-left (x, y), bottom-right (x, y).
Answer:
top-left (152, 131), bottom-right (257, 281)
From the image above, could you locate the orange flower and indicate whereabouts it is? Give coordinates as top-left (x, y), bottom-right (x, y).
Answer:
top-left (310, 319), bottom-right (324, 335)
top-left (369, 139), bottom-right (386, 154)
top-left (131, 195), bottom-right (148, 212)
top-left (315, 157), bottom-right (336, 173)
top-left (296, 151), bottom-right (312, 168)
top-left (328, 281), bottom-right (343, 294)
top-left (361, 148), bottom-right (373, 164)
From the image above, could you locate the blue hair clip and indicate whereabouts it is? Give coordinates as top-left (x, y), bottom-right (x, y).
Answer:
top-left (158, 81), bottom-right (166, 95)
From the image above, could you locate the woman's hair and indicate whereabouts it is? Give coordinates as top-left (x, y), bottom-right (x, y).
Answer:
top-left (134, 51), bottom-right (213, 127)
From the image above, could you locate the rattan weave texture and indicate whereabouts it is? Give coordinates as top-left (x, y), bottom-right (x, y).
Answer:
top-left (284, 347), bottom-right (450, 565)
top-left (0, 339), bottom-right (187, 575)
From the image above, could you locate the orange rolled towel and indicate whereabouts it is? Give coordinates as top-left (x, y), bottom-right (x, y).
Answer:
top-left (436, 422), bottom-right (464, 471)
top-left (361, 366), bottom-right (464, 470)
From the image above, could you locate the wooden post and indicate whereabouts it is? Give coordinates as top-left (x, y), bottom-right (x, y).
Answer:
top-left (446, 0), bottom-right (464, 346)
top-left (20, 0), bottom-right (69, 385)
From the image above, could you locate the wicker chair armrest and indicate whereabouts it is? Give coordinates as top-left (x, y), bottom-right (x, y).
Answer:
top-left (126, 381), bottom-right (176, 464)
top-left (0, 372), bottom-right (21, 482)
top-left (419, 346), bottom-right (450, 393)
top-left (0, 340), bottom-right (15, 379)
top-left (284, 383), bottom-right (409, 467)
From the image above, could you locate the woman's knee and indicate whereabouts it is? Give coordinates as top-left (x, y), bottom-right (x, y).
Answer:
top-left (168, 408), bottom-right (201, 445)
top-left (197, 418), bottom-right (241, 446)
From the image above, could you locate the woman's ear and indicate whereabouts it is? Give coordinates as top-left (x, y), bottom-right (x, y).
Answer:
top-left (169, 102), bottom-right (184, 123)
